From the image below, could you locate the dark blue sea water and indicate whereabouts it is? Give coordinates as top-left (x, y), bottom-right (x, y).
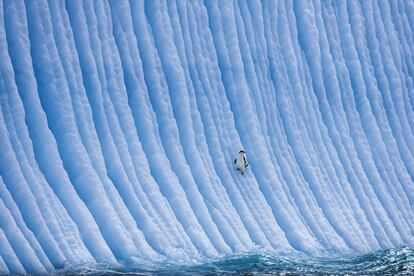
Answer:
top-left (57, 247), bottom-right (414, 275)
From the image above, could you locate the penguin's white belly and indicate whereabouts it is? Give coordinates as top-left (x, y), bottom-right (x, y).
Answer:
top-left (236, 156), bottom-right (245, 172)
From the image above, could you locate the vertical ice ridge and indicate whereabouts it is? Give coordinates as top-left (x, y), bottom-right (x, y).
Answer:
top-left (0, 102), bottom-right (66, 266)
top-left (3, 0), bottom-right (116, 265)
top-left (108, 0), bottom-right (212, 260)
top-left (0, 228), bottom-right (26, 275)
top-left (322, 1), bottom-right (401, 248)
top-left (292, 0), bottom-right (370, 252)
top-left (263, 0), bottom-right (349, 252)
top-left (236, 1), bottom-right (330, 252)
top-left (25, 0), bottom-right (141, 261)
top-left (0, 3), bottom-right (55, 270)
top-left (0, 177), bottom-right (47, 274)
top-left (0, 173), bottom-right (53, 271)
top-left (129, 0), bottom-right (231, 256)
top-left (318, 1), bottom-right (383, 249)
top-left (145, 1), bottom-right (244, 252)
top-left (165, 1), bottom-right (257, 251)
top-left (1, 88), bottom-right (93, 265)
top-left (333, 1), bottom-right (411, 245)
top-left (0, 253), bottom-right (10, 275)
top-left (205, 0), bottom-right (327, 255)
top-left (0, 0), bottom-right (412, 272)
top-left (332, 1), bottom-right (402, 246)
top-left (259, 0), bottom-right (328, 250)
top-left (88, 1), bottom-right (167, 259)
top-left (349, 1), bottom-right (414, 228)
top-left (177, 1), bottom-right (288, 251)
top-left (362, 0), bottom-right (414, 184)
top-left (307, 0), bottom-right (378, 250)
top-left (199, 0), bottom-right (280, 249)
top-left (272, 0), bottom-right (370, 251)
top-left (1, 2), bottom-right (95, 261)
top-left (84, 0), bottom-right (164, 258)
top-left (342, 1), bottom-right (413, 244)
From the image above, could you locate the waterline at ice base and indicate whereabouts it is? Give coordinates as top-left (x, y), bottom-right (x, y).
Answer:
top-left (0, 0), bottom-right (413, 274)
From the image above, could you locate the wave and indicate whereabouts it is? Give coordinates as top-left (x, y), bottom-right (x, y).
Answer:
top-left (55, 247), bottom-right (414, 275)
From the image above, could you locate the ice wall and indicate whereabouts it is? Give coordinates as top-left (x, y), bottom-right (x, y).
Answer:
top-left (0, 0), bottom-right (413, 273)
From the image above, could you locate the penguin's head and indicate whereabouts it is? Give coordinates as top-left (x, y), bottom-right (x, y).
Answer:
top-left (239, 150), bottom-right (246, 154)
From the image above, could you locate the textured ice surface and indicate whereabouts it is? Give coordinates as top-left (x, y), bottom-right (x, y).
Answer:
top-left (0, 0), bottom-right (413, 274)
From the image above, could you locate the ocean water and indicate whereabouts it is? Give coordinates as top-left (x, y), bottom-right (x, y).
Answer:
top-left (57, 247), bottom-right (414, 275)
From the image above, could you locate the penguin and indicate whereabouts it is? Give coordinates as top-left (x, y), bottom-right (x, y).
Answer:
top-left (234, 150), bottom-right (249, 174)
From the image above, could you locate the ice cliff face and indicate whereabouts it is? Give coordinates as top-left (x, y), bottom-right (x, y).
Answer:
top-left (0, 0), bottom-right (413, 274)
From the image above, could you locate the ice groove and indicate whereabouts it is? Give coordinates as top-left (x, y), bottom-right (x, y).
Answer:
top-left (0, 0), bottom-right (412, 273)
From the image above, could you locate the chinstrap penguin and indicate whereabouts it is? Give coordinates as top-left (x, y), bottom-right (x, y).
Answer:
top-left (234, 150), bottom-right (248, 174)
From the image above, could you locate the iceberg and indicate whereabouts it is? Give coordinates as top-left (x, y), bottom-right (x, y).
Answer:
top-left (0, 0), bottom-right (412, 274)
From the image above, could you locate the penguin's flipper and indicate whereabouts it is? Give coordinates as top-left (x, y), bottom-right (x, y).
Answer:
top-left (234, 159), bottom-right (237, 164)
top-left (245, 163), bottom-right (249, 168)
